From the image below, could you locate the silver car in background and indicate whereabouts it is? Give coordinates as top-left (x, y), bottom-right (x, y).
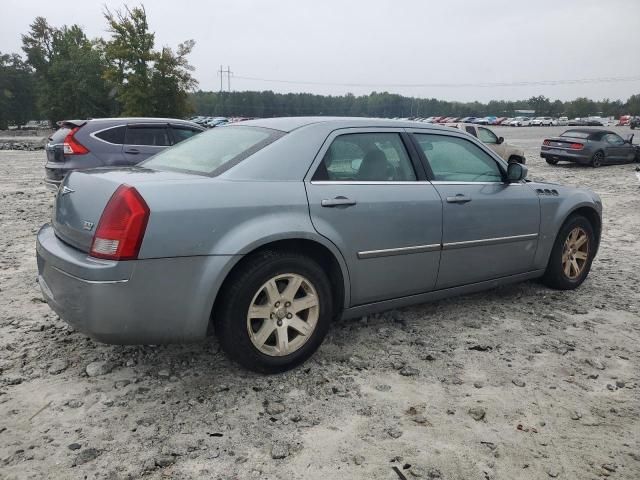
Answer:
top-left (36, 117), bottom-right (602, 372)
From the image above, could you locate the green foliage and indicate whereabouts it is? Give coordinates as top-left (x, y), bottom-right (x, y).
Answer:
top-left (0, 52), bottom-right (37, 128)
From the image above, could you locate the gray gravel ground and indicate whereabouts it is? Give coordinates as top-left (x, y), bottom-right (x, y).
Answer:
top-left (0, 126), bottom-right (639, 479)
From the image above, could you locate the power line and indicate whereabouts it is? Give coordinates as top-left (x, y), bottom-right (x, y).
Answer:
top-left (231, 74), bottom-right (640, 89)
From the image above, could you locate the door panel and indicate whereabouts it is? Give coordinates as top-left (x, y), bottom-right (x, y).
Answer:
top-left (307, 183), bottom-right (443, 305)
top-left (433, 182), bottom-right (540, 288)
top-left (305, 128), bottom-right (442, 306)
top-left (410, 131), bottom-right (540, 289)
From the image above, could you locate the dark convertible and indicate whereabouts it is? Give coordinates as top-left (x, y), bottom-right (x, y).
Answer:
top-left (541, 129), bottom-right (637, 167)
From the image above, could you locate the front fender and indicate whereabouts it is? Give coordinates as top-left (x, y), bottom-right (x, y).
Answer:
top-left (532, 184), bottom-right (602, 269)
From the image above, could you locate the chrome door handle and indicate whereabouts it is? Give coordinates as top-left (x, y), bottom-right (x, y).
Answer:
top-left (321, 196), bottom-right (357, 207)
top-left (446, 194), bottom-right (472, 204)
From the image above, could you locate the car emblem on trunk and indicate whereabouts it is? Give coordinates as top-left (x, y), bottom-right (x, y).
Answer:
top-left (60, 186), bottom-right (75, 196)
top-left (82, 221), bottom-right (95, 231)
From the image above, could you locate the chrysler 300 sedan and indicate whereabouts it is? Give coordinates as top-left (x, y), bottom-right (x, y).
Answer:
top-left (37, 117), bottom-right (602, 372)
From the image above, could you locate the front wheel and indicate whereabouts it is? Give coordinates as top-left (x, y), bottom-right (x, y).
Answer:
top-left (542, 215), bottom-right (595, 290)
top-left (215, 251), bottom-right (333, 373)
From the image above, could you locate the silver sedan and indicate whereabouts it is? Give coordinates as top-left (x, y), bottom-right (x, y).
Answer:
top-left (36, 117), bottom-right (602, 372)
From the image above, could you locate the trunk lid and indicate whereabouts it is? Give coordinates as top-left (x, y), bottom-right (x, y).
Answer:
top-left (53, 167), bottom-right (202, 252)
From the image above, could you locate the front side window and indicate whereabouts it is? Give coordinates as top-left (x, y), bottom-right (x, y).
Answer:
top-left (125, 126), bottom-right (170, 146)
top-left (143, 126), bottom-right (281, 176)
top-left (604, 133), bottom-right (624, 145)
top-left (478, 127), bottom-right (498, 144)
top-left (414, 134), bottom-right (503, 182)
top-left (313, 133), bottom-right (416, 181)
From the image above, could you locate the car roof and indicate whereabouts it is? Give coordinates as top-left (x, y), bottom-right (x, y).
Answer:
top-left (562, 128), bottom-right (613, 135)
top-left (237, 116), bottom-right (461, 133)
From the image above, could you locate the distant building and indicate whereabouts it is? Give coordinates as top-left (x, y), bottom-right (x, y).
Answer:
top-left (514, 109), bottom-right (535, 117)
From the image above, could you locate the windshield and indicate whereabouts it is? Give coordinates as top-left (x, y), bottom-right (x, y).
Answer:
top-left (142, 126), bottom-right (283, 175)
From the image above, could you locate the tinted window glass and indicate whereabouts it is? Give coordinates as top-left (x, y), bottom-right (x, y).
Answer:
top-left (95, 126), bottom-right (125, 144)
top-left (172, 127), bottom-right (201, 143)
top-left (125, 127), bottom-right (170, 146)
top-left (314, 133), bottom-right (416, 182)
top-left (143, 126), bottom-right (280, 175)
top-left (604, 133), bottom-right (624, 145)
top-left (478, 127), bottom-right (498, 144)
top-left (465, 126), bottom-right (477, 137)
top-left (414, 134), bottom-right (503, 182)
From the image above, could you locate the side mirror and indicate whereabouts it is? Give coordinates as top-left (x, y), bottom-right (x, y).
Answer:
top-left (507, 162), bottom-right (527, 183)
top-left (497, 136), bottom-right (504, 144)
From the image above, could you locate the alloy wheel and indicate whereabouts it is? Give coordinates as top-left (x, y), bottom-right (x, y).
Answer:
top-left (592, 152), bottom-right (603, 168)
top-left (562, 227), bottom-right (589, 280)
top-left (246, 273), bottom-right (319, 357)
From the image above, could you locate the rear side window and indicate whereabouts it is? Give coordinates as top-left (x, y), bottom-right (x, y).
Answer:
top-left (171, 127), bottom-right (201, 143)
top-left (313, 133), bottom-right (416, 181)
top-left (95, 126), bottom-right (125, 144)
top-left (125, 126), bottom-right (170, 146)
top-left (414, 134), bottom-right (503, 182)
top-left (142, 126), bottom-right (282, 176)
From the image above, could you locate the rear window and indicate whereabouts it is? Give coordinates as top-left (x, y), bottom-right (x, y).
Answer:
top-left (142, 126), bottom-right (283, 176)
top-left (560, 131), bottom-right (591, 139)
top-left (95, 126), bottom-right (125, 144)
top-left (49, 127), bottom-right (72, 144)
top-left (171, 127), bottom-right (201, 143)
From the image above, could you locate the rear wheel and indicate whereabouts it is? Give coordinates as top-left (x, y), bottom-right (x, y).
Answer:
top-left (542, 215), bottom-right (595, 290)
top-left (546, 158), bottom-right (559, 165)
top-left (591, 151), bottom-right (604, 168)
top-left (215, 250), bottom-right (333, 373)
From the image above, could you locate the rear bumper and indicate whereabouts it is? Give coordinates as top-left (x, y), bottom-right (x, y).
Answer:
top-left (36, 224), bottom-right (234, 344)
top-left (540, 149), bottom-right (591, 164)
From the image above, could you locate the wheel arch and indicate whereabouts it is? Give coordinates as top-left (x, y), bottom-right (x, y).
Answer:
top-left (208, 236), bottom-right (350, 335)
top-left (566, 205), bottom-right (602, 254)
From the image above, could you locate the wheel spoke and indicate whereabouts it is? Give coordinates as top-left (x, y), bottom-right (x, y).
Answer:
top-left (253, 321), bottom-right (275, 347)
top-left (571, 258), bottom-right (580, 276)
top-left (248, 304), bottom-right (271, 319)
top-left (282, 276), bottom-right (303, 301)
top-left (574, 251), bottom-right (588, 260)
top-left (291, 294), bottom-right (317, 314)
top-left (575, 234), bottom-right (588, 249)
top-left (288, 315), bottom-right (312, 336)
top-left (264, 279), bottom-right (280, 304)
top-left (276, 327), bottom-right (289, 355)
top-left (563, 259), bottom-right (571, 277)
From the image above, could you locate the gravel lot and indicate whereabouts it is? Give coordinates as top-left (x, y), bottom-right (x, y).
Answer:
top-left (1, 126), bottom-right (639, 479)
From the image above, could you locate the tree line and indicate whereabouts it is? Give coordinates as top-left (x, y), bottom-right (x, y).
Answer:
top-left (0, 4), bottom-right (196, 129)
top-left (190, 91), bottom-right (640, 120)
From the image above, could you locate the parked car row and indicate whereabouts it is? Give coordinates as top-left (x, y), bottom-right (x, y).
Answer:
top-left (405, 116), bottom-right (572, 127)
top-left (189, 116), bottom-right (230, 128)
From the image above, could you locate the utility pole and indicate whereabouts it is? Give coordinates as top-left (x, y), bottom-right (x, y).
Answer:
top-left (218, 65), bottom-right (232, 92)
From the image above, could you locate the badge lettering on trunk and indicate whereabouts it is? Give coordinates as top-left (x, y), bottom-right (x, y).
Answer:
top-left (82, 221), bottom-right (95, 231)
top-left (60, 186), bottom-right (74, 195)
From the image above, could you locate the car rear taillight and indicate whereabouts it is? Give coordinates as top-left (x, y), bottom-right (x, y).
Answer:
top-left (569, 143), bottom-right (584, 150)
top-left (63, 127), bottom-right (89, 155)
top-left (90, 185), bottom-right (150, 260)
top-left (543, 140), bottom-right (551, 146)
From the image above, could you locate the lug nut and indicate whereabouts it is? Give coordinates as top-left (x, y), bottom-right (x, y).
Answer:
top-left (276, 319), bottom-right (283, 327)
top-left (286, 313), bottom-right (292, 319)
top-left (274, 301), bottom-right (280, 308)
top-left (285, 301), bottom-right (291, 307)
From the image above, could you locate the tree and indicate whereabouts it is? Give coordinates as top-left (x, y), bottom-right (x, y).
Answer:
top-left (22, 19), bottom-right (110, 122)
top-left (103, 5), bottom-right (197, 117)
top-left (0, 52), bottom-right (37, 128)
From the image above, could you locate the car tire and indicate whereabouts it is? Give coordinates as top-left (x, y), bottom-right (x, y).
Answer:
top-left (546, 158), bottom-right (559, 165)
top-left (542, 215), bottom-right (595, 290)
top-left (215, 250), bottom-right (333, 373)
top-left (591, 151), bottom-right (604, 168)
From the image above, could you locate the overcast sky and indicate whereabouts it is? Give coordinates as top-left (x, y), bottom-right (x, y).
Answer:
top-left (2, 0), bottom-right (640, 102)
